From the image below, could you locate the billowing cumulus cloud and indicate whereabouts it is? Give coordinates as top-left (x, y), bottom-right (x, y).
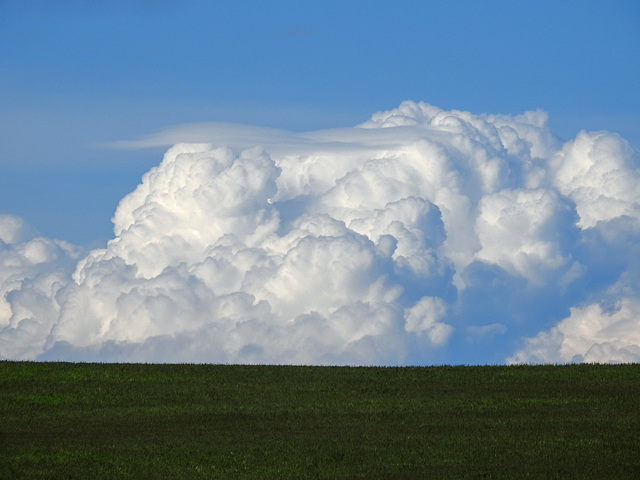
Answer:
top-left (0, 215), bottom-right (81, 359)
top-left (2, 101), bottom-right (640, 364)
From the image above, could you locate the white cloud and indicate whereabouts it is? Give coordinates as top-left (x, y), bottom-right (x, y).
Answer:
top-left (548, 131), bottom-right (640, 228)
top-left (0, 216), bottom-right (81, 359)
top-left (0, 214), bottom-right (36, 244)
top-left (2, 101), bottom-right (640, 364)
top-left (473, 188), bottom-right (579, 284)
top-left (509, 296), bottom-right (640, 364)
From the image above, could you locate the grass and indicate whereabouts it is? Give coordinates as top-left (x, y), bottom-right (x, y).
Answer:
top-left (1, 362), bottom-right (639, 479)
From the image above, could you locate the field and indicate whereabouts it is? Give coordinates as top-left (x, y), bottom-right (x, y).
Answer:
top-left (1, 362), bottom-right (639, 479)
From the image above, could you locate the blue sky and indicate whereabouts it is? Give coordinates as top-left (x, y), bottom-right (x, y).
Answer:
top-left (1, 0), bottom-right (639, 245)
top-left (2, 1), bottom-right (640, 365)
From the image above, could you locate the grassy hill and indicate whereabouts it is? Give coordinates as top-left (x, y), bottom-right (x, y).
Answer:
top-left (1, 362), bottom-right (639, 479)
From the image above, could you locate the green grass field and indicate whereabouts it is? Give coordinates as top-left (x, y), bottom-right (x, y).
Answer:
top-left (1, 362), bottom-right (639, 479)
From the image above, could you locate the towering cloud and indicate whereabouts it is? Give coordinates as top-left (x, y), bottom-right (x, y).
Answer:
top-left (1, 101), bottom-right (639, 364)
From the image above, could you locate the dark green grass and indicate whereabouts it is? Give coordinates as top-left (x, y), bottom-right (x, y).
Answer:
top-left (1, 362), bottom-right (639, 479)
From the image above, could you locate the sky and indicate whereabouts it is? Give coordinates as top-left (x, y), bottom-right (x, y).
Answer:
top-left (1, 1), bottom-right (639, 365)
